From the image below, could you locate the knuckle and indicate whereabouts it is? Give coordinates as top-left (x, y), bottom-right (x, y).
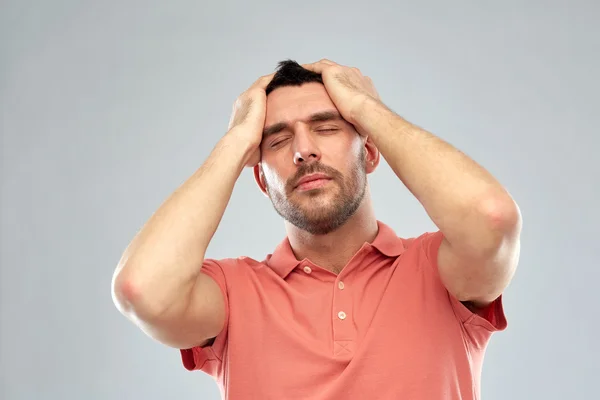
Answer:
top-left (247, 87), bottom-right (261, 97)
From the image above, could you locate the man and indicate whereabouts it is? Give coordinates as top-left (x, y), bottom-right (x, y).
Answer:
top-left (111, 59), bottom-right (522, 399)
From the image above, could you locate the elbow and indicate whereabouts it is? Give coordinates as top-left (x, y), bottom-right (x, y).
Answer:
top-left (111, 265), bottom-right (141, 317)
top-left (480, 193), bottom-right (522, 233)
top-left (475, 195), bottom-right (522, 252)
top-left (111, 260), bottom-right (187, 324)
top-left (111, 260), bottom-right (160, 322)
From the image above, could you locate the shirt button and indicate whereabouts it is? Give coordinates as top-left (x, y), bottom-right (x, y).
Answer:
top-left (303, 266), bottom-right (312, 274)
top-left (338, 281), bottom-right (345, 290)
top-left (338, 311), bottom-right (347, 320)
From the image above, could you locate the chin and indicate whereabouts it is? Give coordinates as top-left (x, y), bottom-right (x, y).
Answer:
top-left (302, 204), bottom-right (343, 222)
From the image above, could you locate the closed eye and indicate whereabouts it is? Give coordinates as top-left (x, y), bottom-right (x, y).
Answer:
top-left (269, 128), bottom-right (338, 148)
top-left (270, 137), bottom-right (290, 147)
top-left (316, 128), bottom-right (339, 132)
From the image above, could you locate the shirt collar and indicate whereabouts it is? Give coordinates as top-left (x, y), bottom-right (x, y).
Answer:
top-left (265, 220), bottom-right (405, 279)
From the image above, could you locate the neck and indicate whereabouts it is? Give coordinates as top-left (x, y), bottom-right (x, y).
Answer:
top-left (285, 195), bottom-right (378, 274)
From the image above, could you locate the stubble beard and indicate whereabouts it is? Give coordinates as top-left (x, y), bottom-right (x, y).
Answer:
top-left (263, 153), bottom-right (367, 235)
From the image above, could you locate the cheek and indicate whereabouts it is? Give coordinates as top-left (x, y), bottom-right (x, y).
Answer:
top-left (262, 165), bottom-right (287, 192)
top-left (340, 142), bottom-right (364, 173)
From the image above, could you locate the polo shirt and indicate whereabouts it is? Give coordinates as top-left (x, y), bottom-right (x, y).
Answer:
top-left (180, 220), bottom-right (507, 399)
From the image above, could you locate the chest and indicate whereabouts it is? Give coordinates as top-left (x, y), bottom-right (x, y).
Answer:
top-left (230, 257), bottom-right (461, 362)
top-left (224, 257), bottom-right (468, 399)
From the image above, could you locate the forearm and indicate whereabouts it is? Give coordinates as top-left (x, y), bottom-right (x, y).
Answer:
top-left (112, 131), bottom-right (253, 319)
top-left (356, 98), bottom-right (519, 254)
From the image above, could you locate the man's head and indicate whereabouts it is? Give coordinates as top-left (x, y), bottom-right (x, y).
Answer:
top-left (254, 60), bottom-right (379, 235)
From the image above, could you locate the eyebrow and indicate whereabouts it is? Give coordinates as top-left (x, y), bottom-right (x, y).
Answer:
top-left (262, 110), bottom-right (343, 138)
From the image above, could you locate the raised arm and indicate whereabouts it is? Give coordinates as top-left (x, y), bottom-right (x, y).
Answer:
top-left (303, 59), bottom-right (522, 309)
top-left (111, 74), bottom-right (273, 348)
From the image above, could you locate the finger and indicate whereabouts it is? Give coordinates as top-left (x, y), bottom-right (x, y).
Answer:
top-left (302, 62), bottom-right (328, 74)
top-left (250, 72), bottom-right (276, 90)
top-left (318, 58), bottom-right (336, 65)
top-left (302, 59), bottom-right (336, 73)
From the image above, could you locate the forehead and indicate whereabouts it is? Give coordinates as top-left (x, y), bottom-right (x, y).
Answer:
top-left (265, 82), bottom-right (338, 126)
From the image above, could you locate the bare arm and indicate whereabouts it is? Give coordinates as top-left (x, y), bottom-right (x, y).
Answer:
top-left (111, 73), bottom-right (273, 348)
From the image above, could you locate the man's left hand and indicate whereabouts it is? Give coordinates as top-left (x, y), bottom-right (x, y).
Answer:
top-left (302, 59), bottom-right (382, 135)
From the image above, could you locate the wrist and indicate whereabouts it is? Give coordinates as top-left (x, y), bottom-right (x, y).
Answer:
top-left (351, 96), bottom-right (389, 136)
top-left (223, 128), bottom-right (261, 165)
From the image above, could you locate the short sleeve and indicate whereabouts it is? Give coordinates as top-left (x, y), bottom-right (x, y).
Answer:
top-left (180, 258), bottom-right (230, 374)
top-left (420, 231), bottom-right (507, 344)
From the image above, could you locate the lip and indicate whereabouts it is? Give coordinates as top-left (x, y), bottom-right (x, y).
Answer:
top-left (295, 173), bottom-right (332, 188)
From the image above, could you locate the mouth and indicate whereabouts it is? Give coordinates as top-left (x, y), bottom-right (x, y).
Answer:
top-left (295, 174), bottom-right (332, 191)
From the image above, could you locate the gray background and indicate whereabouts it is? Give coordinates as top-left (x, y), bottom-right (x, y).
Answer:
top-left (1, 0), bottom-right (598, 399)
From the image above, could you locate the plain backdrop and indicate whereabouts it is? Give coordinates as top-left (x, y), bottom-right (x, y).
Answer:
top-left (1, 1), bottom-right (598, 399)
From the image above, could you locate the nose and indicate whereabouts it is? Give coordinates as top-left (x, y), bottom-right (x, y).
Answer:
top-left (292, 125), bottom-right (321, 165)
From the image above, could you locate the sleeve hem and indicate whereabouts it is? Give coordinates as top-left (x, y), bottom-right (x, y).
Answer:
top-left (180, 345), bottom-right (218, 371)
top-left (463, 295), bottom-right (508, 332)
top-left (421, 231), bottom-right (508, 332)
top-left (178, 258), bottom-right (231, 371)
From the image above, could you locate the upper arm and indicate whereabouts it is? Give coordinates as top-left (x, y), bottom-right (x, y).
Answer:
top-left (437, 230), bottom-right (520, 308)
top-left (138, 268), bottom-right (227, 350)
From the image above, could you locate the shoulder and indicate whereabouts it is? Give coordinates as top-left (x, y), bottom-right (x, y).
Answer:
top-left (397, 230), bottom-right (444, 260)
top-left (202, 255), bottom-right (273, 279)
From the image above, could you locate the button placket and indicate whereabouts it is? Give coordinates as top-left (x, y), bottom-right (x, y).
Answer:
top-left (332, 276), bottom-right (355, 359)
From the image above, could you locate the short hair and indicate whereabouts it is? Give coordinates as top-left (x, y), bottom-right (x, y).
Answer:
top-left (265, 60), bottom-right (323, 95)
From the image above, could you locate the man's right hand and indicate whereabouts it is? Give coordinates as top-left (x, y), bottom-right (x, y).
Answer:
top-left (227, 73), bottom-right (275, 167)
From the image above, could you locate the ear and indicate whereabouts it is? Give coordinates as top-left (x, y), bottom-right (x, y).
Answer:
top-left (253, 163), bottom-right (270, 197)
top-left (363, 136), bottom-right (380, 174)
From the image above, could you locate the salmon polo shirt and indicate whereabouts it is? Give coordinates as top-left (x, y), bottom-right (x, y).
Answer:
top-left (180, 221), bottom-right (507, 399)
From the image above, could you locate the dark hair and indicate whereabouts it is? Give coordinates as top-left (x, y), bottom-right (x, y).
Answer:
top-left (265, 60), bottom-right (323, 95)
